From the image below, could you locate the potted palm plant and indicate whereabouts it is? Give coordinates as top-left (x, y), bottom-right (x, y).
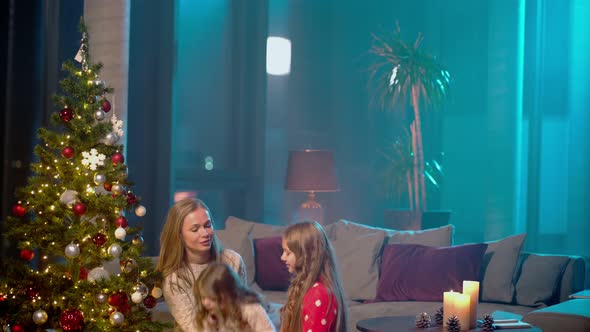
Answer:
top-left (370, 23), bottom-right (451, 229)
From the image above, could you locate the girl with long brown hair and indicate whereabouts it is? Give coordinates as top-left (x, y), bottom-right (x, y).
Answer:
top-left (194, 262), bottom-right (276, 331)
top-left (280, 221), bottom-right (348, 332)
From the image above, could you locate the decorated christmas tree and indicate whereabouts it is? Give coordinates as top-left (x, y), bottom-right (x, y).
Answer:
top-left (0, 21), bottom-right (169, 331)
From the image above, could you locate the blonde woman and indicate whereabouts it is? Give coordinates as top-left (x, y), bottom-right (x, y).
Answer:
top-left (157, 198), bottom-right (246, 332)
top-left (194, 262), bottom-right (276, 332)
top-left (280, 221), bottom-right (348, 332)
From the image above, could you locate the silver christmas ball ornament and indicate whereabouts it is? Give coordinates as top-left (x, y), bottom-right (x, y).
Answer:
top-left (32, 309), bottom-right (48, 325)
top-left (109, 311), bottom-right (125, 326)
top-left (60, 189), bottom-right (79, 206)
top-left (108, 243), bottom-right (123, 258)
top-left (104, 132), bottom-right (119, 146)
top-left (95, 109), bottom-right (106, 121)
top-left (65, 243), bottom-right (80, 258)
top-left (88, 266), bottom-right (111, 282)
top-left (93, 173), bottom-right (106, 185)
top-left (132, 282), bottom-right (149, 299)
top-left (111, 183), bottom-right (124, 195)
top-left (96, 292), bottom-right (108, 304)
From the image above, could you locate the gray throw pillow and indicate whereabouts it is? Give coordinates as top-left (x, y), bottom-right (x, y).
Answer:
top-left (480, 234), bottom-right (526, 303)
top-left (386, 224), bottom-right (455, 247)
top-left (216, 229), bottom-right (256, 286)
top-left (329, 220), bottom-right (387, 301)
top-left (515, 254), bottom-right (569, 306)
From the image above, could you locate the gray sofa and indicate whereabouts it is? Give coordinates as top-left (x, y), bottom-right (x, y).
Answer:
top-left (127, 217), bottom-right (587, 331)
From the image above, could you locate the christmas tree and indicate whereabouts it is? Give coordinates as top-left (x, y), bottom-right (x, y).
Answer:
top-left (0, 21), bottom-right (169, 331)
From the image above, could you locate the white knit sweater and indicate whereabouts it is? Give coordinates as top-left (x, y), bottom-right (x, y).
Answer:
top-left (162, 249), bottom-right (247, 332)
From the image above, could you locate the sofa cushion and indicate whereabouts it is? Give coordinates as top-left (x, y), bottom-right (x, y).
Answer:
top-left (386, 224), bottom-right (455, 247)
top-left (253, 236), bottom-right (291, 291)
top-left (375, 243), bottom-right (488, 302)
top-left (515, 254), bottom-right (569, 306)
top-left (522, 299), bottom-right (590, 332)
top-left (480, 234), bottom-right (526, 304)
top-left (329, 220), bottom-right (387, 301)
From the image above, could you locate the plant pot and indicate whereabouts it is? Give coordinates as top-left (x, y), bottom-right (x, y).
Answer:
top-left (384, 209), bottom-right (451, 230)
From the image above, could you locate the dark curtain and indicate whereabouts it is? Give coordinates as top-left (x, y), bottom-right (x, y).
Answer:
top-left (0, 0), bottom-right (82, 262)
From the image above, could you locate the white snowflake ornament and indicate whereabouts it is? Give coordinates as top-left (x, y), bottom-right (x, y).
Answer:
top-left (81, 148), bottom-right (106, 170)
top-left (111, 114), bottom-right (124, 137)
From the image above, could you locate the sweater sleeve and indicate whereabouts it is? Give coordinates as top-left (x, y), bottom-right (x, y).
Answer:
top-left (301, 282), bottom-right (338, 332)
top-left (242, 303), bottom-right (277, 332)
top-left (162, 274), bottom-right (198, 332)
top-left (222, 249), bottom-right (247, 285)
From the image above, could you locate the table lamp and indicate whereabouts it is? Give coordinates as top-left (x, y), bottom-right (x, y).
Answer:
top-left (284, 150), bottom-right (339, 224)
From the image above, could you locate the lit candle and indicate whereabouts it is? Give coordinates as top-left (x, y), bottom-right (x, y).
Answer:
top-left (463, 280), bottom-right (480, 329)
top-left (454, 292), bottom-right (471, 331)
top-left (443, 290), bottom-right (457, 326)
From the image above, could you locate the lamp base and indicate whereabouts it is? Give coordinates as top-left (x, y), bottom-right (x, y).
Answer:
top-left (297, 192), bottom-right (324, 224)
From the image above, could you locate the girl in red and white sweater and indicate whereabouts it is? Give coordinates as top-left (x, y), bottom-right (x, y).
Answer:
top-left (280, 221), bottom-right (348, 332)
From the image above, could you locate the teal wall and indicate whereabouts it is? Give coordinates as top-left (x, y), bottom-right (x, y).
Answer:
top-left (168, 0), bottom-right (590, 270)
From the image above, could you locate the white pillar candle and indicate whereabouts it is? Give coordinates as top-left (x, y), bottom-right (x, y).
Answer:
top-left (443, 290), bottom-right (457, 326)
top-left (463, 280), bottom-right (480, 329)
top-left (454, 292), bottom-right (471, 331)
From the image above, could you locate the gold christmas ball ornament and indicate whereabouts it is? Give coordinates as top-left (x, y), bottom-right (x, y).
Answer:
top-left (120, 258), bottom-right (137, 273)
top-left (151, 286), bottom-right (163, 299)
top-left (132, 235), bottom-right (144, 246)
top-left (135, 205), bottom-right (146, 217)
top-left (32, 309), bottom-right (48, 325)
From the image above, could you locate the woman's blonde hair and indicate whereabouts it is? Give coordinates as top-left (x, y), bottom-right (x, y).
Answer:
top-left (194, 262), bottom-right (265, 331)
top-left (156, 198), bottom-right (223, 293)
top-left (279, 221), bottom-right (348, 332)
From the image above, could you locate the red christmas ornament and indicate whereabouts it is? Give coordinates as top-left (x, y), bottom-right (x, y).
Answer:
top-left (108, 291), bottom-right (130, 313)
top-left (61, 146), bottom-right (75, 159)
top-left (72, 202), bottom-right (87, 216)
top-left (115, 216), bottom-right (128, 228)
top-left (111, 152), bottom-right (124, 165)
top-left (143, 295), bottom-right (157, 308)
top-left (104, 182), bottom-right (112, 191)
top-left (12, 204), bottom-right (26, 217)
top-left (20, 249), bottom-right (35, 261)
top-left (92, 232), bottom-right (107, 247)
top-left (59, 108), bottom-right (74, 122)
top-left (79, 266), bottom-right (88, 280)
top-left (60, 309), bottom-right (84, 331)
top-left (10, 324), bottom-right (24, 332)
top-left (126, 192), bottom-right (137, 205)
top-left (26, 286), bottom-right (40, 300)
top-left (101, 99), bottom-right (112, 112)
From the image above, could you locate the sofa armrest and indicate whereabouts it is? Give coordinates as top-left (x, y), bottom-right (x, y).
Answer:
top-left (558, 255), bottom-right (586, 303)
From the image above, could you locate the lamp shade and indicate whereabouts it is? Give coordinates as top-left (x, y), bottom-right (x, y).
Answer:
top-left (284, 150), bottom-right (339, 192)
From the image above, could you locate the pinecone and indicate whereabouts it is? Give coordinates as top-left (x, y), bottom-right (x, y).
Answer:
top-left (415, 312), bottom-right (431, 328)
top-left (434, 306), bottom-right (444, 325)
top-left (481, 314), bottom-right (495, 331)
top-left (446, 315), bottom-right (461, 332)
